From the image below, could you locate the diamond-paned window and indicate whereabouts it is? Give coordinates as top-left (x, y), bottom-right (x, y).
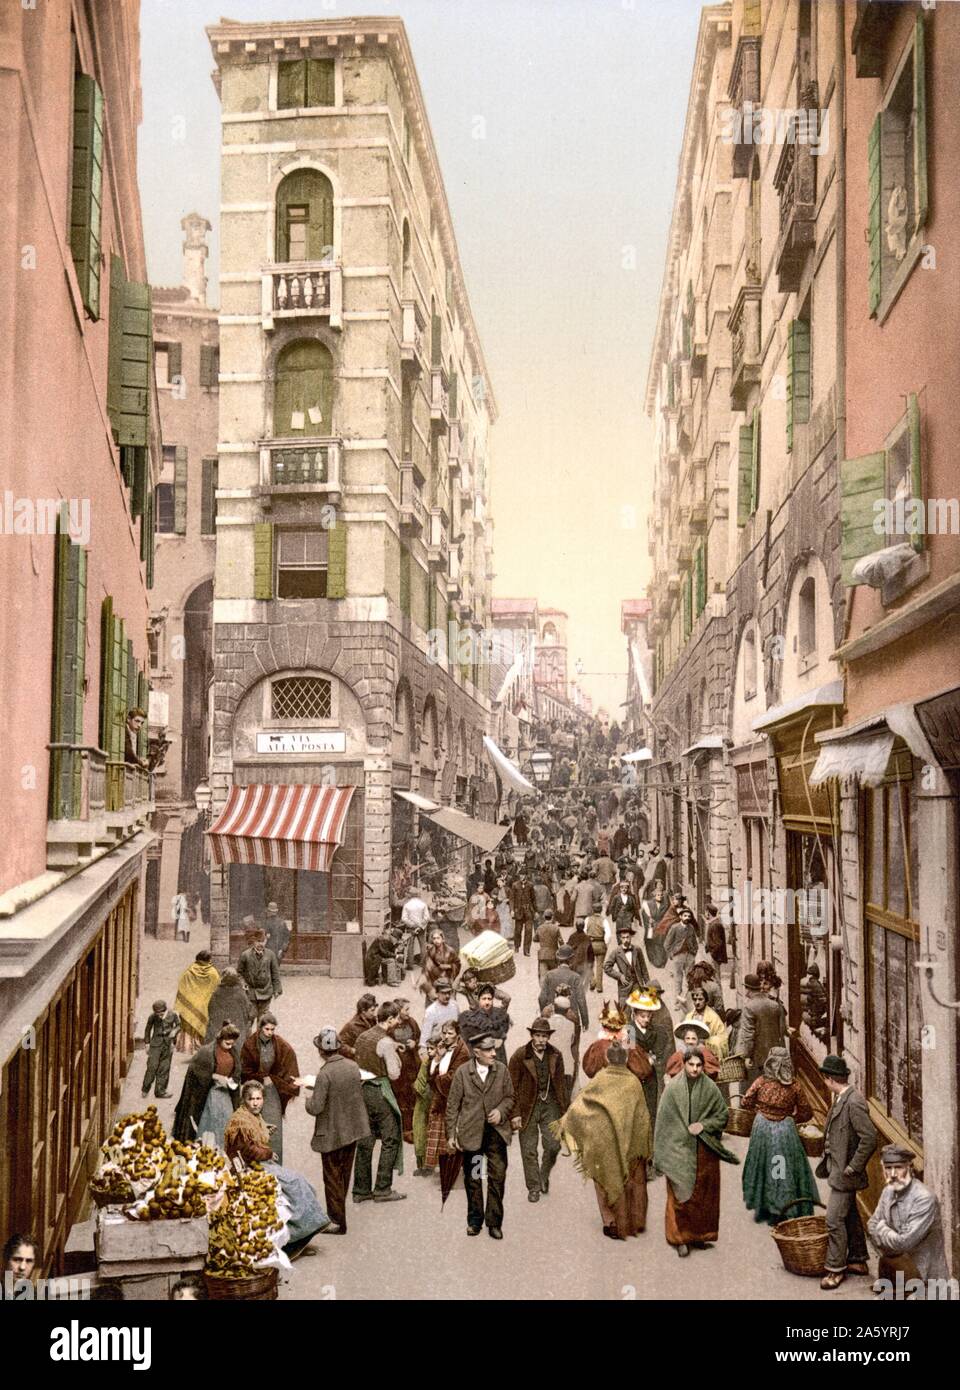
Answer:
top-left (271, 676), bottom-right (332, 722)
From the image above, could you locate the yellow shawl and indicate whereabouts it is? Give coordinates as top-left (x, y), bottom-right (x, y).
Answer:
top-left (683, 1005), bottom-right (729, 1059)
top-left (175, 961), bottom-right (221, 1040)
top-left (553, 1063), bottom-right (651, 1207)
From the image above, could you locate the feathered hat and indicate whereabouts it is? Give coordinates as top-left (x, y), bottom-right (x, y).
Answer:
top-left (599, 1000), bottom-right (628, 1032)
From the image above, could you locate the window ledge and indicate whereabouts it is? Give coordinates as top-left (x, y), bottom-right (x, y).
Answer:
top-left (880, 546), bottom-right (929, 607)
top-left (875, 235), bottom-right (926, 326)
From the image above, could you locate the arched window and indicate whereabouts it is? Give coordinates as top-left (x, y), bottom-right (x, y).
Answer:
top-left (275, 169), bottom-right (334, 263)
top-left (798, 576), bottom-right (817, 658)
top-left (273, 340), bottom-right (334, 437)
top-left (542, 622), bottom-right (558, 646)
top-left (743, 626), bottom-right (758, 701)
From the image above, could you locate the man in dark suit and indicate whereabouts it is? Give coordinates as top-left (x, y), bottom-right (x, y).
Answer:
top-left (606, 876), bottom-right (641, 933)
top-left (816, 1054), bottom-right (878, 1290)
top-left (604, 924), bottom-right (650, 1005)
top-left (446, 1034), bottom-right (515, 1240)
top-left (736, 972), bottom-right (787, 1085)
top-left (509, 873), bottom-right (537, 957)
top-left (539, 945), bottom-right (589, 1028)
top-left (305, 1028), bottom-right (371, 1234)
top-left (508, 1019), bottom-right (568, 1203)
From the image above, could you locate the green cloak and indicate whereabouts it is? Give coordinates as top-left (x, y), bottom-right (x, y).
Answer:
top-left (652, 1071), bottom-right (739, 1204)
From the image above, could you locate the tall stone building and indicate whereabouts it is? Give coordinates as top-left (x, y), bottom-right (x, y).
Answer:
top-left (647, 0), bottom-right (847, 1064)
top-left (148, 214), bottom-right (219, 935)
top-left (0, 0), bottom-right (159, 1270)
top-left (205, 17), bottom-right (497, 966)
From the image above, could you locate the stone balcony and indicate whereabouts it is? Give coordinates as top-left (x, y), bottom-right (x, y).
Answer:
top-left (260, 437), bottom-right (342, 505)
top-left (728, 35), bottom-right (761, 179)
top-left (426, 508), bottom-right (448, 569)
top-left (774, 129), bottom-right (817, 294)
top-left (399, 461), bottom-right (427, 536)
top-left (729, 283), bottom-right (762, 410)
top-left (430, 367), bottom-right (450, 429)
top-left (401, 299), bottom-right (426, 374)
top-left (261, 261), bottom-right (343, 331)
top-left (47, 746), bottom-right (153, 869)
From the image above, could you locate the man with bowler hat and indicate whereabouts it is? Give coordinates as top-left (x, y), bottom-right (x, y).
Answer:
top-left (604, 922), bottom-right (649, 1005)
top-left (816, 1054), bottom-right (878, 1290)
top-left (508, 1019), bottom-right (568, 1203)
top-left (446, 1034), bottom-right (515, 1239)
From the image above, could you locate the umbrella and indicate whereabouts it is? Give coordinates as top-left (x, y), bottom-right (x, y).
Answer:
top-left (439, 1150), bottom-right (463, 1208)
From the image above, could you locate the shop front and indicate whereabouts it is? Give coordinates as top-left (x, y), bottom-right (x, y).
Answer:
top-left (731, 744), bottom-right (773, 975)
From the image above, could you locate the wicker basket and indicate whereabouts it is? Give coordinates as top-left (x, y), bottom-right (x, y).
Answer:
top-left (476, 956), bottom-right (516, 985)
top-left (771, 1199), bottom-right (828, 1277)
top-left (717, 1054), bottom-right (746, 1085)
top-left (800, 1128), bottom-right (824, 1158)
top-left (724, 1103), bottom-right (755, 1137)
top-left (204, 1267), bottom-right (278, 1301)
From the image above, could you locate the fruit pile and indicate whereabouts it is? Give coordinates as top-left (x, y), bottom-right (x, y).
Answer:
top-left (90, 1106), bottom-right (228, 1215)
top-left (205, 1169), bottom-right (284, 1279)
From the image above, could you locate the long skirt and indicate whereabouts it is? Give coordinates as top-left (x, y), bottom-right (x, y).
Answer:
top-left (263, 1163), bottom-right (329, 1245)
top-left (595, 1157), bottom-right (648, 1238)
top-left (665, 1143), bottom-right (721, 1246)
top-left (197, 1085), bottom-right (236, 1151)
top-left (261, 1082), bottom-right (284, 1163)
top-left (424, 1103), bottom-right (454, 1169)
top-left (393, 1048), bottom-right (420, 1144)
top-left (413, 1089), bottom-right (432, 1167)
top-left (176, 1024), bottom-right (203, 1055)
top-left (742, 1114), bottom-right (818, 1225)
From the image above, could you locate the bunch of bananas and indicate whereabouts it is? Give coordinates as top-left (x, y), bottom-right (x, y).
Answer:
top-left (205, 1170), bottom-right (282, 1278)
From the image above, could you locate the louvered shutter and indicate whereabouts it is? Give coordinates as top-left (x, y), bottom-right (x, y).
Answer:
top-left (868, 115), bottom-right (882, 316)
top-left (201, 458), bottom-right (218, 535)
top-left (144, 488), bottom-right (155, 589)
top-left (431, 313), bottom-right (442, 368)
top-left (167, 342), bottom-right (182, 380)
top-left (99, 598), bottom-right (114, 753)
top-left (737, 423), bottom-right (754, 526)
top-left (786, 318), bottom-right (811, 453)
top-left (914, 15), bottom-right (928, 229)
top-left (908, 393), bottom-right (923, 555)
top-left (174, 446), bottom-right (188, 535)
top-left (50, 530), bottom-right (86, 818)
top-left (107, 255), bottom-right (125, 425)
top-left (307, 58), bottom-right (335, 107)
top-left (326, 523), bottom-right (347, 598)
top-left (277, 60), bottom-right (306, 110)
top-left (70, 74), bottom-right (104, 318)
top-left (399, 543), bottom-right (411, 617)
top-left (449, 372), bottom-right (458, 420)
top-left (131, 445), bottom-right (147, 520)
top-left (750, 406), bottom-right (760, 514)
top-left (138, 671), bottom-right (150, 761)
top-left (254, 523), bottom-right (274, 599)
top-left (200, 344), bottom-right (218, 388)
top-left (840, 451), bottom-right (886, 585)
top-left (117, 278), bottom-right (153, 446)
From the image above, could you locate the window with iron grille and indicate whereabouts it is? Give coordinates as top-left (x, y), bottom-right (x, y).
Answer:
top-left (271, 676), bottom-right (332, 722)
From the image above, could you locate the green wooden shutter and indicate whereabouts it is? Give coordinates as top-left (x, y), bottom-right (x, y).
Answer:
top-left (667, 363), bottom-right (676, 408)
top-left (107, 255), bottom-right (125, 424)
top-left (868, 114), bottom-right (882, 316)
top-left (167, 342), bottom-right (182, 380)
top-left (138, 671), bottom-right (150, 761)
top-left (786, 318), bottom-right (811, 453)
top-left (840, 451), bottom-right (886, 585)
top-left (117, 278), bottom-right (153, 446)
top-left (307, 58), bottom-right (335, 107)
top-left (143, 488), bottom-right (155, 589)
top-left (326, 523), bottom-right (347, 598)
top-left (908, 393), bottom-right (923, 555)
top-left (50, 529), bottom-right (86, 818)
top-left (399, 543), bottom-right (411, 617)
top-left (274, 341), bottom-right (333, 436)
top-left (682, 570), bottom-right (692, 640)
top-left (693, 542), bottom-right (705, 617)
top-left (449, 371), bottom-right (458, 420)
top-left (431, 313), bottom-right (442, 367)
top-left (70, 74), bottom-right (104, 318)
top-left (750, 406), bottom-right (760, 514)
top-left (737, 423), bottom-right (754, 526)
top-left (131, 445), bottom-right (147, 520)
top-left (200, 344), bottom-right (218, 388)
top-left (277, 59), bottom-right (306, 109)
top-left (174, 445), bottom-right (188, 535)
top-left (428, 577), bottom-right (437, 634)
top-left (254, 523), bottom-right (274, 599)
top-left (100, 597), bottom-right (114, 752)
top-left (201, 458), bottom-right (218, 535)
top-left (914, 15), bottom-right (928, 229)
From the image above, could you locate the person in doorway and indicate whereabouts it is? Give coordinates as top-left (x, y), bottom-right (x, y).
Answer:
top-left (446, 1034), bottom-right (515, 1240)
top-left (816, 1054), bottom-right (878, 1291)
top-left (305, 1027), bottom-right (371, 1235)
top-left (508, 1018), bottom-right (568, 1204)
top-left (141, 1000), bottom-right (179, 1100)
top-left (237, 932), bottom-right (282, 1023)
top-left (262, 902), bottom-right (291, 962)
top-left (703, 903), bottom-right (728, 973)
top-left (239, 1012), bottom-right (300, 1163)
top-left (174, 950), bottom-right (221, 1055)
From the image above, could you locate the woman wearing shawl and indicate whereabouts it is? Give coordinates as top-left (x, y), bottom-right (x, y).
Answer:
top-left (172, 1023), bottom-right (241, 1146)
top-left (174, 950), bottom-right (221, 1054)
top-left (412, 1031), bottom-right (439, 1174)
top-left (205, 967), bottom-right (256, 1042)
top-left (740, 1046), bottom-right (818, 1224)
top-left (418, 928), bottom-right (461, 1001)
top-left (239, 1013), bottom-right (300, 1163)
top-left (664, 1021), bottom-right (720, 1079)
top-left (653, 1048), bottom-right (739, 1256)
top-left (224, 1082), bottom-right (333, 1252)
top-left (555, 1040), bottom-right (651, 1240)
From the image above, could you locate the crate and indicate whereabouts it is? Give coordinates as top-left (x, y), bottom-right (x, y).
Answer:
top-left (95, 1211), bottom-right (209, 1264)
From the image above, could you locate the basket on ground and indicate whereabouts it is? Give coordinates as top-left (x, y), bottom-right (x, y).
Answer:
top-left (204, 1268), bottom-right (278, 1301)
top-left (724, 1103), bottom-right (755, 1137)
top-left (771, 1199), bottom-right (828, 1277)
top-left (717, 1054), bottom-right (746, 1085)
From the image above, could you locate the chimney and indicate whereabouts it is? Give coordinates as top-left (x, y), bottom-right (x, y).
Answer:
top-left (181, 212), bottom-right (211, 305)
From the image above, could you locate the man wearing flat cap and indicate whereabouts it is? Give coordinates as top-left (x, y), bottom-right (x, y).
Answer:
top-left (446, 1035), bottom-right (515, 1239)
top-left (508, 1019), bottom-right (569, 1204)
top-left (867, 1144), bottom-right (951, 1298)
top-left (816, 1054), bottom-right (878, 1290)
top-left (304, 1027), bottom-right (370, 1235)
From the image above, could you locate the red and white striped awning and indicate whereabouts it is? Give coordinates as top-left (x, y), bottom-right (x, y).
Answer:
top-left (207, 784), bottom-right (355, 872)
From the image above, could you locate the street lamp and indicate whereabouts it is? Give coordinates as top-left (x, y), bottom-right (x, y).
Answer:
top-left (530, 745), bottom-right (554, 788)
top-left (194, 782), bottom-right (213, 821)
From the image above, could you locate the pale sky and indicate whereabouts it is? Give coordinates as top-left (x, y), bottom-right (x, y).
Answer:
top-left (139, 0), bottom-right (703, 719)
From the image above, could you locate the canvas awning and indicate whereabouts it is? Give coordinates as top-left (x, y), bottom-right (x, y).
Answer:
top-left (425, 806), bottom-right (509, 853)
top-left (207, 784), bottom-right (355, 872)
top-left (751, 679), bottom-right (844, 733)
top-left (393, 790), bottom-right (442, 812)
top-left (482, 735), bottom-right (537, 796)
top-left (621, 748), bottom-right (653, 763)
top-left (809, 731), bottom-right (896, 788)
top-left (681, 735), bottom-right (725, 758)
